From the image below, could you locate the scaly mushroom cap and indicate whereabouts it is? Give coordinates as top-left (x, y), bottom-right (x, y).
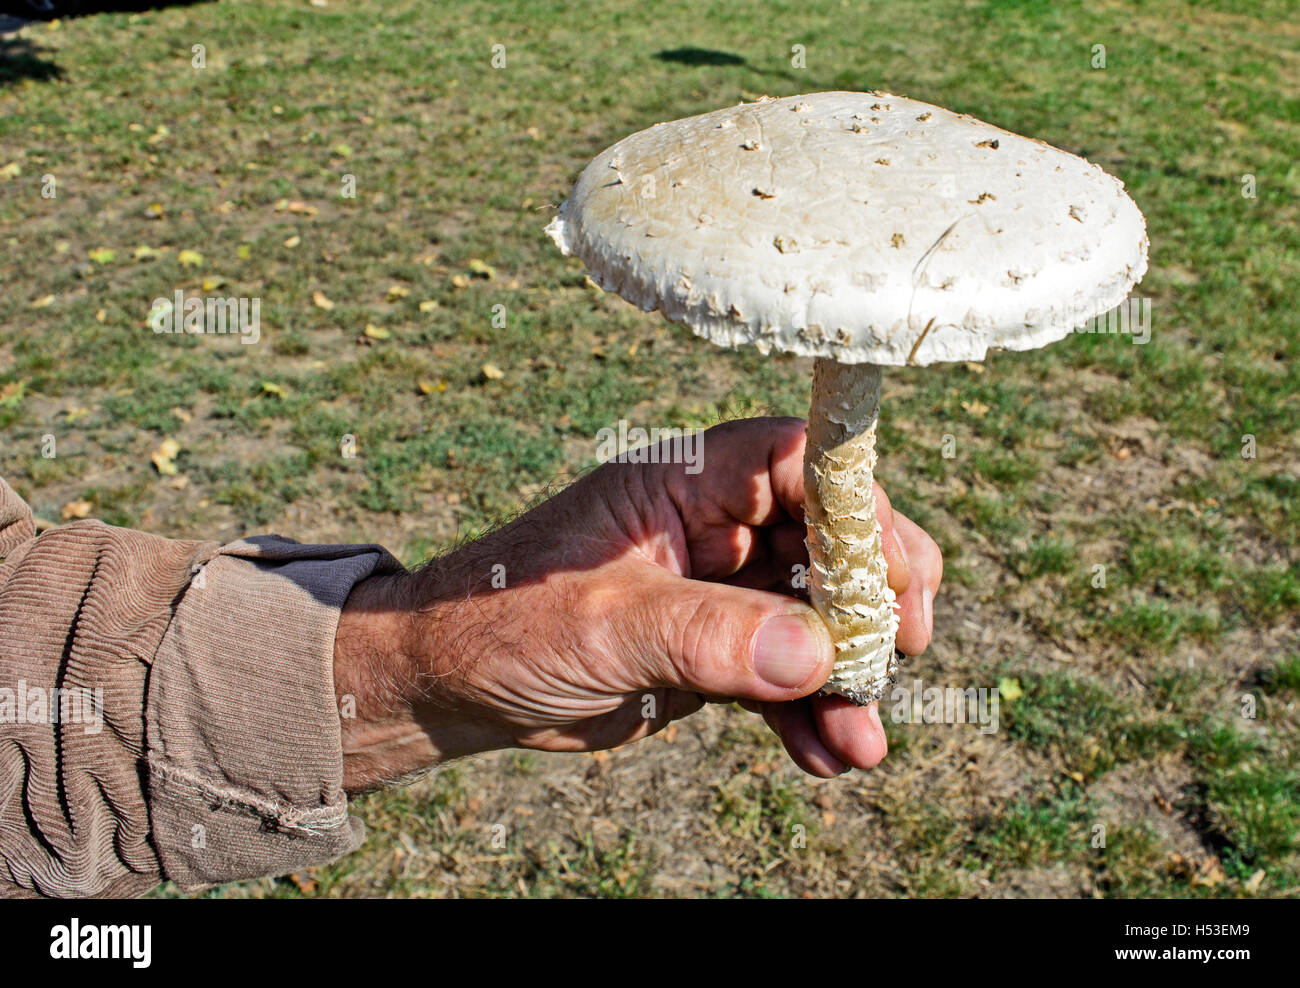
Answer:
top-left (547, 91), bottom-right (1148, 366)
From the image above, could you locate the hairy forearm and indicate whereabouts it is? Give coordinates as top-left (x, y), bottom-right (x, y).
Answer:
top-left (333, 565), bottom-right (514, 793)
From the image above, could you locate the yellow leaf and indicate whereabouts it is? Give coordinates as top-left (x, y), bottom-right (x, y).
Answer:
top-left (88, 247), bottom-right (117, 264)
top-left (451, 274), bottom-right (470, 289)
top-left (385, 284), bottom-right (409, 302)
top-left (177, 249), bottom-right (203, 268)
top-left (0, 162), bottom-right (22, 181)
top-left (201, 277), bottom-right (225, 292)
top-left (260, 381), bottom-right (285, 397)
top-left (312, 291), bottom-right (334, 311)
top-left (133, 245), bottom-right (161, 260)
top-left (145, 202), bottom-right (164, 219)
top-left (417, 379), bottom-right (435, 395)
top-left (964, 362), bottom-right (986, 374)
top-left (283, 235), bottom-right (301, 248)
top-left (997, 677), bottom-right (1023, 701)
top-left (961, 399), bottom-right (990, 418)
top-left (61, 499), bottom-right (93, 520)
top-left (467, 258), bottom-right (496, 280)
top-left (151, 438), bottom-right (181, 476)
top-left (418, 300), bottom-right (438, 313)
top-left (481, 363), bottom-right (504, 381)
top-left (30, 295), bottom-right (55, 309)
top-left (237, 244), bottom-right (251, 261)
top-left (363, 324), bottom-right (391, 340)
top-left (333, 143), bottom-right (353, 158)
top-left (95, 309), bottom-right (107, 323)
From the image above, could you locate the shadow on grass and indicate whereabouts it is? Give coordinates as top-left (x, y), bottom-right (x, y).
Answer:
top-left (0, 0), bottom-right (210, 21)
top-left (0, 33), bottom-right (61, 84)
top-left (0, 0), bottom-right (212, 86)
top-left (655, 47), bottom-right (747, 67)
top-left (654, 46), bottom-right (802, 85)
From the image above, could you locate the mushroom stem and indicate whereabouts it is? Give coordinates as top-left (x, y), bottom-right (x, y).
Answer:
top-left (804, 358), bottom-right (900, 705)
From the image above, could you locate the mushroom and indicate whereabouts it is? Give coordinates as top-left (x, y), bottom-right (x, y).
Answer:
top-left (546, 91), bottom-right (1148, 704)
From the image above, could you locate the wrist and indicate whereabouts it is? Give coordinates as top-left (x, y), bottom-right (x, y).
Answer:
top-left (333, 565), bottom-right (511, 793)
top-left (334, 570), bottom-right (435, 792)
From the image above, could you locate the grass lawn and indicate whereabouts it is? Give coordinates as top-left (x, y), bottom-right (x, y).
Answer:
top-left (0, 0), bottom-right (1296, 897)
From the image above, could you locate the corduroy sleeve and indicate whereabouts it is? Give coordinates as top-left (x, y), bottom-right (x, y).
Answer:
top-left (0, 476), bottom-right (404, 897)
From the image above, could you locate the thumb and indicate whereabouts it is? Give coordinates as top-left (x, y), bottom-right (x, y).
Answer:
top-left (625, 568), bottom-right (835, 702)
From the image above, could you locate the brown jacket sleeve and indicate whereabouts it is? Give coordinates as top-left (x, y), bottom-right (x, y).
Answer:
top-left (0, 476), bottom-right (403, 897)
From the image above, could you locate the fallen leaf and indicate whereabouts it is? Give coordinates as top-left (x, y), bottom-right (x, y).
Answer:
top-left (312, 291), bottom-right (335, 311)
top-left (998, 677), bottom-right (1023, 701)
top-left (133, 245), bottom-right (161, 260)
top-left (145, 202), bottom-right (164, 219)
top-left (61, 499), bottom-right (93, 520)
top-left (467, 258), bottom-right (495, 280)
top-left (237, 244), bottom-right (251, 260)
top-left (451, 274), bottom-right (470, 289)
top-left (481, 363), bottom-right (504, 380)
top-left (177, 249), bottom-right (203, 268)
top-left (94, 309), bottom-right (106, 323)
top-left (418, 300), bottom-right (438, 313)
top-left (201, 277), bottom-right (225, 292)
top-left (260, 381), bottom-right (285, 397)
top-left (385, 284), bottom-right (409, 302)
top-left (363, 324), bottom-right (391, 340)
top-left (332, 143), bottom-right (353, 158)
top-left (30, 295), bottom-right (54, 309)
top-left (283, 235), bottom-right (301, 248)
top-left (88, 247), bottom-right (117, 265)
top-left (277, 199), bottom-right (318, 217)
top-left (964, 362), bottom-right (986, 374)
top-left (151, 438), bottom-right (181, 476)
top-left (1244, 869), bottom-right (1266, 893)
top-left (961, 399), bottom-right (990, 418)
top-left (0, 162), bottom-right (21, 181)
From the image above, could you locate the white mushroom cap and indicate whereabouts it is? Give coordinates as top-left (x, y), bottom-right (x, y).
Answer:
top-left (546, 91), bottom-right (1148, 366)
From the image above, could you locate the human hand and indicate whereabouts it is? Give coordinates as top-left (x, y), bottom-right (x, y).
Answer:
top-left (334, 417), bottom-right (942, 790)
